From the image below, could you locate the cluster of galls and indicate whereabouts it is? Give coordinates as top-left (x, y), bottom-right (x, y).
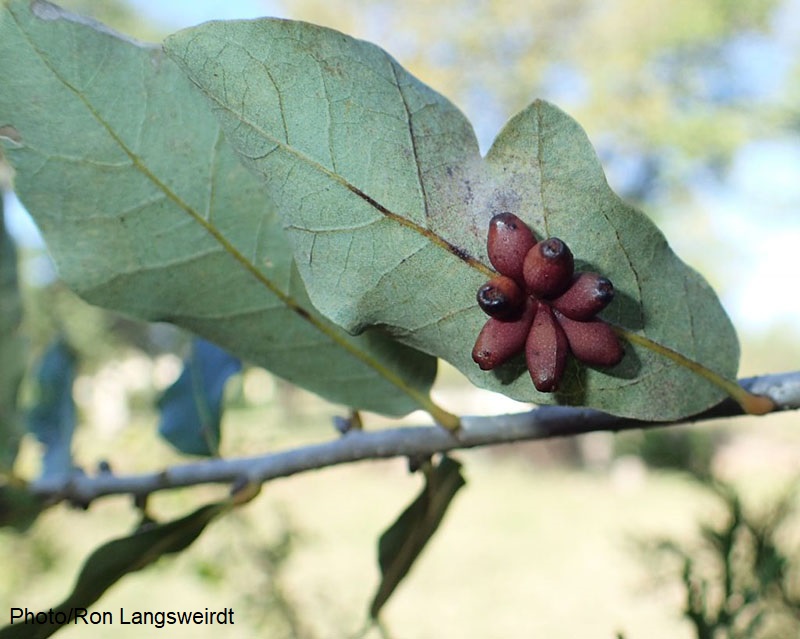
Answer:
top-left (472, 213), bottom-right (624, 392)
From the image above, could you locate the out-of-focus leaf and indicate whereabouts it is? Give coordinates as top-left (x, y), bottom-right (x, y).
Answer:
top-left (0, 480), bottom-right (44, 531)
top-left (0, 0), bottom-right (438, 419)
top-left (158, 338), bottom-right (241, 456)
top-left (370, 456), bottom-right (466, 619)
top-left (27, 339), bottom-right (76, 480)
top-left (0, 499), bottom-right (229, 639)
top-left (166, 18), bottom-right (740, 420)
top-left (0, 195), bottom-right (26, 472)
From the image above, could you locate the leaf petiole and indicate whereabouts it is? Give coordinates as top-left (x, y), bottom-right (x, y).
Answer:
top-left (612, 326), bottom-right (775, 415)
top-left (422, 402), bottom-right (461, 431)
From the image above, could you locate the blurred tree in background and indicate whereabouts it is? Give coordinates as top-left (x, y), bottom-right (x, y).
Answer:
top-left (50, 0), bottom-right (797, 191)
top-left (271, 0), bottom-right (793, 189)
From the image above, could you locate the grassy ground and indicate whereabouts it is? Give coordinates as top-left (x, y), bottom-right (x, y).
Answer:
top-left (2, 376), bottom-right (798, 639)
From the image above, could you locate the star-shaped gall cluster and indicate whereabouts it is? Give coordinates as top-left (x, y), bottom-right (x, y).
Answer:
top-left (472, 213), bottom-right (624, 392)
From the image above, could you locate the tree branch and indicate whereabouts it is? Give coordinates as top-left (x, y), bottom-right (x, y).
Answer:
top-left (30, 372), bottom-right (800, 506)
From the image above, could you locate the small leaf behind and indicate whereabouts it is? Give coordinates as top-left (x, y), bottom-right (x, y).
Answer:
top-left (158, 338), bottom-right (241, 456)
top-left (0, 500), bottom-right (229, 639)
top-left (370, 456), bottom-right (466, 619)
top-left (26, 339), bottom-right (76, 480)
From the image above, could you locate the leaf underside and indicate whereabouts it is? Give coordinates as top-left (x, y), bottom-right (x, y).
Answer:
top-left (164, 17), bottom-right (739, 420)
top-left (370, 456), bottom-right (466, 619)
top-left (0, 0), bottom-right (437, 418)
top-left (158, 338), bottom-right (242, 456)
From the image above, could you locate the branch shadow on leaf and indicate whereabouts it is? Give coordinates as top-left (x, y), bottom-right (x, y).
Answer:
top-left (490, 353), bottom-right (528, 386)
top-left (554, 345), bottom-right (642, 406)
top-left (575, 259), bottom-right (645, 333)
top-left (609, 290), bottom-right (645, 332)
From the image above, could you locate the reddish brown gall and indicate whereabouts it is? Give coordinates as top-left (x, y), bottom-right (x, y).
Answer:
top-left (522, 238), bottom-right (574, 299)
top-left (475, 215), bottom-right (624, 392)
top-left (472, 299), bottom-right (537, 370)
top-left (555, 312), bottom-right (624, 367)
top-left (487, 212), bottom-right (537, 282)
top-left (551, 272), bottom-right (615, 321)
top-left (477, 275), bottom-right (526, 320)
top-left (525, 303), bottom-right (568, 392)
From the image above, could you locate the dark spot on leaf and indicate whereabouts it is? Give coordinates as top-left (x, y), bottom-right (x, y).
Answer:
top-left (292, 305), bottom-right (312, 322)
top-left (462, 178), bottom-right (473, 204)
top-left (452, 245), bottom-right (471, 261)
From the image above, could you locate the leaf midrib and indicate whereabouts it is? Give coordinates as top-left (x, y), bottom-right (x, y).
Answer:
top-left (172, 32), bottom-right (494, 279)
top-left (188, 46), bottom-right (704, 395)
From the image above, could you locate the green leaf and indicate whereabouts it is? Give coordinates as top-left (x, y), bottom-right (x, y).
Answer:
top-left (370, 456), bottom-right (466, 619)
top-left (27, 339), bottom-right (76, 480)
top-left (0, 0), bottom-right (439, 419)
top-left (158, 338), bottom-right (241, 456)
top-left (0, 480), bottom-right (44, 531)
top-left (0, 500), bottom-right (228, 639)
top-left (165, 18), bottom-right (739, 420)
top-left (0, 194), bottom-right (26, 472)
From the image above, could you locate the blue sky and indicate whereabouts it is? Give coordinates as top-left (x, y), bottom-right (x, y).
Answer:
top-left (125, 0), bottom-right (274, 26)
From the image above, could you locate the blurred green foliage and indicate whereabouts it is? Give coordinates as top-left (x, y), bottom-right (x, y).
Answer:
top-left (276, 0), bottom-right (790, 188)
top-left (615, 425), bottom-right (722, 477)
top-left (643, 476), bottom-right (800, 639)
top-left (50, 0), bottom-right (797, 204)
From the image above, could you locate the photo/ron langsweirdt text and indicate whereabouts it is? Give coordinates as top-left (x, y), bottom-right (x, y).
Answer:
top-left (9, 607), bottom-right (235, 629)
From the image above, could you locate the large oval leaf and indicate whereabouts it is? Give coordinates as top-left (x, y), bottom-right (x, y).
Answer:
top-left (0, 0), bottom-right (439, 418)
top-left (165, 18), bottom-right (739, 420)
